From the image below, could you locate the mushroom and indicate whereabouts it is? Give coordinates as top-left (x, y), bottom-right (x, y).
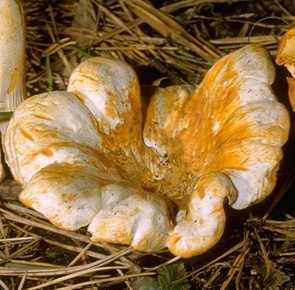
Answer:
top-left (4, 45), bottom-right (289, 258)
top-left (276, 27), bottom-right (295, 110)
top-left (0, 0), bottom-right (26, 126)
top-left (0, 0), bottom-right (26, 181)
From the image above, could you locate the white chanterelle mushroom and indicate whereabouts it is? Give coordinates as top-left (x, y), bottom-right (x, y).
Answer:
top-left (4, 45), bottom-right (290, 258)
top-left (0, 0), bottom-right (26, 181)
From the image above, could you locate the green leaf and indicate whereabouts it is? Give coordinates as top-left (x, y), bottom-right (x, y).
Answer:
top-left (132, 264), bottom-right (191, 290)
top-left (132, 277), bottom-right (159, 290)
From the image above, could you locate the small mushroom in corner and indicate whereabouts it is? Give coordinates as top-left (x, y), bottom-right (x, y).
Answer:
top-left (0, 0), bottom-right (26, 182)
top-left (276, 27), bottom-right (295, 110)
top-left (3, 45), bottom-right (290, 258)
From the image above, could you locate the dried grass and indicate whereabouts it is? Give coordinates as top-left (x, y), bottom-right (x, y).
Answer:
top-left (1, 0), bottom-right (295, 289)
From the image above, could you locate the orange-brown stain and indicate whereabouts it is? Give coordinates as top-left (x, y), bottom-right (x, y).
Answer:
top-left (32, 113), bottom-right (53, 121)
top-left (287, 77), bottom-right (295, 111)
top-left (19, 194), bottom-right (34, 208)
top-left (276, 27), bottom-right (295, 66)
top-left (7, 68), bottom-right (19, 95)
top-left (93, 222), bottom-right (132, 245)
top-left (27, 147), bottom-right (54, 159)
top-left (19, 127), bottom-right (34, 142)
top-left (61, 192), bottom-right (78, 203)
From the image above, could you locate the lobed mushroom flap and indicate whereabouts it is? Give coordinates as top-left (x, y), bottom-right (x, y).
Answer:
top-left (276, 27), bottom-right (295, 110)
top-left (67, 57), bottom-right (144, 181)
top-left (167, 173), bottom-right (236, 258)
top-left (19, 163), bottom-right (104, 230)
top-left (3, 91), bottom-right (120, 185)
top-left (88, 184), bottom-right (172, 252)
top-left (143, 45), bottom-right (289, 209)
top-left (183, 45), bottom-right (289, 210)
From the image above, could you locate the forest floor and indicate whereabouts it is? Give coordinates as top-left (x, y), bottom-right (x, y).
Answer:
top-left (0, 0), bottom-right (295, 289)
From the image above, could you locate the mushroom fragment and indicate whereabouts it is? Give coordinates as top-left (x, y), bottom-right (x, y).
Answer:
top-left (0, 0), bottom-right (26, 122)
top-left (0, 0), bottom-right (26, 181)
top-left (4, 45), bottom-right (289, 258)
top-left (276, 27), bottom-right (295, 110)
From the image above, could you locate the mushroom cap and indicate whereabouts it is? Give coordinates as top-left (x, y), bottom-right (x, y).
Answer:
top-left (4, 45), bottom-right (290, 257)
top-left (276, 27), bottom-right (295, 110)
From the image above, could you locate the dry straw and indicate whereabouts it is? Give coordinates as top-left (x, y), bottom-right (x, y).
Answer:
top-left (0, 0), bottom-right (295, 289)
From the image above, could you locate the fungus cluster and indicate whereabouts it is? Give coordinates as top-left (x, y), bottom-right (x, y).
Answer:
top-left (0, 1), bottom-right (293, 258)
